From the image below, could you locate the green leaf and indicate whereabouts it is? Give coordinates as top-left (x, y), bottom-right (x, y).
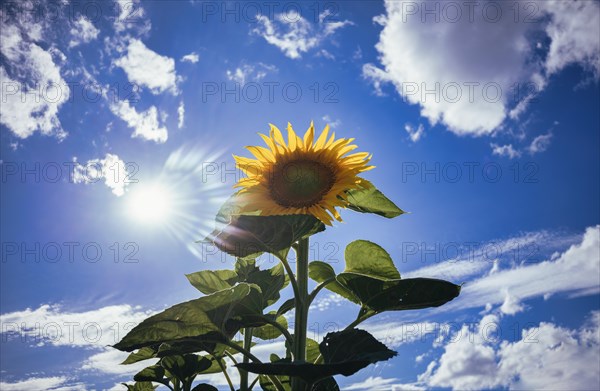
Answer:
top-left (191, 384), bottom-right (219, 391)
top-left (238, 329), bottom-right (396, 384)
top-left (343, 240), bottom-right (400, 280)
top-left (121, 347), bottom-right (157, 365)
top-left (251, 312), bottom-right (288, 340)
top-left (160, 354), bottom-right (212, 382)
top-left (121, 382), bottom-right (158, 391)
top-left (186, 270), bottom-right (238, 294)
top-left (114, 283), bottom-right (259, 352)
top-left (133, 365), bottom-right (166, 383)
top-left (276, 298), bottom-right (295, 316)
top-left (207, 214), bottom-right (325, 258)
top-left (360, 277), bottom-right (461, 312)
top-left (308, 261), bottom-right (359, 304)
top-left (345, 181), bottom-right (404, 218)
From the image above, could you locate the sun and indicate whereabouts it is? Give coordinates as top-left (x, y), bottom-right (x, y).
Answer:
top-left (126, 182), bottom-right (174, 224)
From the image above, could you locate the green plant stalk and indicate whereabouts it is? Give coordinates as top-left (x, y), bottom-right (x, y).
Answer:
top-left (291, 237), bottom-right (310, 391)
top-left (240, 327), bottom-right (253, 391)
top-left (217, 356), bottom-right (235, 391)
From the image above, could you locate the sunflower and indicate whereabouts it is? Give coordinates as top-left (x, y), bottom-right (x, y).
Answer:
top-left (233, 122), bottom-right (374, 225)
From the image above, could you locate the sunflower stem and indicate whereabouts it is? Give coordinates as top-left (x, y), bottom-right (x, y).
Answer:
top-left (292, 237), bottom-right (310, 391)
top-left (240, 327), bottom-right (253, 391)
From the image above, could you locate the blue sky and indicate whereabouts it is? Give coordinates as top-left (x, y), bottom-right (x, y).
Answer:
top-left (1, 1), bottom-right (599, 390)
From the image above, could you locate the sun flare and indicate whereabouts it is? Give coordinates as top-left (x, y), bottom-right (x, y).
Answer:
top-left (126, 182), bottom-right (174, 224)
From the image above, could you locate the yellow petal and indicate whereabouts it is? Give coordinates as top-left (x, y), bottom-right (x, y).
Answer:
top-left (287, 124), bottom-right (298, 152)
top-left (314, 125), bottom-right (330, 150)
top-left (246, 145), bottom-right (275, 162)
top-left (269, 124), bottom-right (286, 146)
top-left (303, 121), bottom-right (315, 149)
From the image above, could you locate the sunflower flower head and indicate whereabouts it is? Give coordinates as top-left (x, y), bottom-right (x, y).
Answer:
top-left (233, 122), bottom-right (374, 225)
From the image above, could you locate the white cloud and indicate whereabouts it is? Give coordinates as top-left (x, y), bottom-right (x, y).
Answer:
top-left (441, 225), bottom-right (600, 312)
top-left (542, 1), bottom-right (600, 77)
top-left (405, 123), bottom-right (425, 143)
top-left (181, 52), bottom-right (199, 63)
top-left (72, 153), bottom-right (131, 196)
top-left (499, 290), bottom-right (525, 315)
top-left (82, 347), bottom-right (155, 375)
top-left (0, 376), bottom-right (86, 391)
top-left (0, 23), bottom-right (69, 139)
top-left (69, 16), bottom-right (99, 48)
top-left (309, 292), bottom-right (346, 312)
top-left (364, 0), bottom-right (600, 136)
top-left (528, 132), bottom-right (552, 154)
top-left (252, 11), bottom-right (352, 59)
top-left (226, 63), bottom-right (277, 85)
top-left (177, 101), bottom-right (185, 129)
top-left (322, 115), bottom-right (341, 129)
top-left (420, 311), bottom-right (600, 391)
top-left (0, 303), bottom-right (154, 347)
top-left (490, 143), bottom-right (521, 159)
top-left (344, 376), bottom-right (399, 391)
top-left (114, 39), bottom-right (179, 95)
top-left (113, 0), bottom-right (151, 34)
top-left (110, 99), bottom-right (168, 143)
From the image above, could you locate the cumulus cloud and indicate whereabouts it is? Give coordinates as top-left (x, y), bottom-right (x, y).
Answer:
top-left (0, 22), bottom-right (69, 139)
top-left (69, 16), bottom-right (99, 48)
top-left (72, 153), bottom-right (131, 196)
top-left (364, 0), bottom-right (600, 136)
top-left (109, 99), bottom-right (168, 143)
top-left (420, 311), bottom-right (600, 390)
top-left (181, 52), bottom-right (199, 63)
top-left (114, 39), bottom-right (179, 95)
top-left (252, 11), bottom-right (352, 59)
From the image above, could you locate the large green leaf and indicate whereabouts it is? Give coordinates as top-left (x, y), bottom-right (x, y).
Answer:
top-left (160, 354), bottom-right (212, 382)
top-left (121, 347), bottom-right (157, 365)
top-left (237, 329), bottom-right (396, 385)
top-left (312, 241), bottom-right (461, 313)
top-left (361, 277), bottom-right (461, 312)
top-left (207, 214), bottom-right (325, 258)
top-left (343, 240), bottom-right (400, 280)
top-left (185, 270), bottom-right (238, 294)
top-left (345, 181), bottom-right (404, 218)
top-left (133, 365), bottom-right (166, 383)
top-left (114, 284), bottom-right (259, 352)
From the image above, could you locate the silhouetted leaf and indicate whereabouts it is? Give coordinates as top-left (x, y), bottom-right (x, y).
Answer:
top-left (161, 354), bottom-right (212, 382)
top-left (207, 214), bottom-right (325, 258)
top-left (237, 329), bottom-right (396, 384)
top-left (191, 384), bottom-right (218, 391)
top-left (276, 298), bottom-right (295, 316)
top-left (133, 365), bottom-right (166, 383)
top-left (345, 181), bottom-right (404, 218)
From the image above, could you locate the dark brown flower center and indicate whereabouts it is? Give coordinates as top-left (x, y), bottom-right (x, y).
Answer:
top-left (268, 159), bottom-right (336, 208)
